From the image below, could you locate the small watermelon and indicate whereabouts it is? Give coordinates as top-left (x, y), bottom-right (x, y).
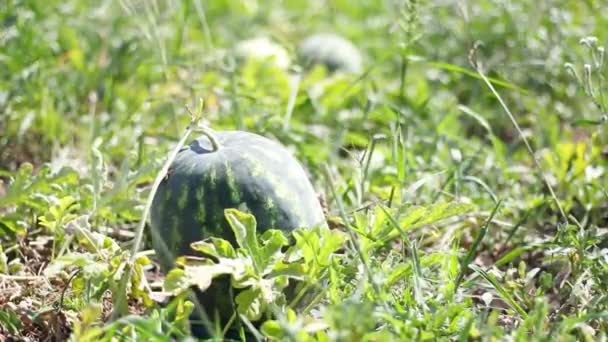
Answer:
top-left (150, 130), bottom-right (326, 271)
top-left (297, 33), bottom-right (363, 74)
top-left (233, 36), bottom-right (290, 70)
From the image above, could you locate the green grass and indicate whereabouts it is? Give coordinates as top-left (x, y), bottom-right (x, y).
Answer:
top-left (1, 0), bottom-right (607, 341)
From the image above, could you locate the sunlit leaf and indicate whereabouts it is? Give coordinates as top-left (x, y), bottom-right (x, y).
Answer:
top-left (235, 288), bottom-right (263, 321)
top-left (190, 238), bottom-right (236, 259)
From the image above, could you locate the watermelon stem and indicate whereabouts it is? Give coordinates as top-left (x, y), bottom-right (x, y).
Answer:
top-left (111, 99), bottom-right (207, 321)
top-left (188, 98), bottom-right (220, 151)
top-left (195, 124), bottom-right (220, 152)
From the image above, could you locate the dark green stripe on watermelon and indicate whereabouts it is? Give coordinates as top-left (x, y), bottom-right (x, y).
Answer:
top-left (149, 130), bottom-right (326, 272)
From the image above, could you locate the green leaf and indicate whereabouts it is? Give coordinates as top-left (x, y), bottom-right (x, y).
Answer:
top-left (426, 61), bottom-right (528, 93)
top-left (386, 263), bottom-right (411, 287)
top-left (457, 105), bottom-right (494, 135)
top-left (293, 229), bottom-right (320, 265)
top-left (225, 208), bottom-right (262, 271)
top-left (44, 252), bottom-right (109, 278)
top-left (173, 299), bottom-right (195, 334)
top-left (260, 320), bottom-right (282, 338)
top-left (455, 200), bottom-right (501, 291)
top-left (316, 228), bottom-right (348, 263)
top-left (38, 195), bottom-right (79, 232)
top-left (163, 269), bottom-right (189, 294)
top-left (131, 261), bottom-right (153, 307)
top-left (0, 309), bottom-right (22, 335)
top-left (0, 214), bottom-right (26, 237)
top-left (379, 202), bottom-right (476, 243)
top-left (165, 255), bottom-right (254, 295)
top-left (408, 202), bottom-right (476, 229)
top-left (403, 171), bottom-right (446, 199)
top-left (223, 209), bottom-right (292, 276)
top-left (190, 237), bottom-right (236, 259)
top-left (293, 226), bottom-right (347, 272)
top-left (368, 204), bottom-right (389, 239)
top-left (67, 215), bottom-right (120, 254)
top-left (268, 261), bottom-right (306, 279)
top-left (69, 303), bottom-right (104, 341)
top-left (187, 263), bottom-right (234, 290)
top-left (469, 265), bottom-right (528, 319)
top-left (0, 164), bottom-right (79, 207)
top-left (235, 288), bottom-right (263, 321)
top-left (572, 118), bottom-right (605, 127)
top-left (259, 229), bottom-right (289, 273)
top-left (0, 245), bottom-right (8, 274)
top-left (494, 247), bottom-right (528, 267)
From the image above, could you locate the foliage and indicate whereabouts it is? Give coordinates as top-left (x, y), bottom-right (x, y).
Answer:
top-left (0, 0), bottom-right (607, 341)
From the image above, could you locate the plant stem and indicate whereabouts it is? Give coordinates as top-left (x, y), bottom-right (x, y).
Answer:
top-left (0, 274), bottom-right (45, 281)
top-left (282, 72), bottom-right (302, 131)
top-left (130, 122), bottom-right (196, 263)
top-left (111, 107), bottom-right (203, 321)
top-left (475, 66), bottom-right (568, 224)
top-left (196, 124), bottom-right (220, 152)
top-left (324, 164), bottom-right (389, 311)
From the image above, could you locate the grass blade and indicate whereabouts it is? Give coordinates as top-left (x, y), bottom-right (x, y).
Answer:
top-left (454, 199), bottom-right (502, 291)
top-left (469, 264), bottom-right (528, 319)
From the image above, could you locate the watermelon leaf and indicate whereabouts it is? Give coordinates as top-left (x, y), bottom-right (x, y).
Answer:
top-left (260, 320), bottom-right (282, 339)
top-left (259, 229), bottom-right (290, 273)
top-left (235, 288), bottom-right (263, 321)
top-left (191, 238), bottom-right (237, 259)
top-left (225, 208), bottom-right (263, 272)
top-left (292, 226), bottom-right (347, 273)
top-left (44, 252), bottom-right (109, 278)
top-left (165, 259), bottom-right (246, 294)
top-left (166, 209), bottom-right (343, 325)
top-left (225, 208), bottom-right (292, 275)
top-left (268, 261), bottom-right (307, 279)
top-left (163, 269), bottom-right (190, 295)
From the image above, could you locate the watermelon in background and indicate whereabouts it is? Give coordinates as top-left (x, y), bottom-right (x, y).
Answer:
top-left (233, 36), bottom-right (291, 70)
top-left (297, 33), bottom-right (363, 74)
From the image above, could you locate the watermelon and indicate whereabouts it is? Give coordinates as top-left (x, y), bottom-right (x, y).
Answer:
top-left (233, 36), bottom-right (291, 70)
top-left (149, 130), bottom-right (326, 337)
top-left (150, 130), bottom-right (326, 271)
top-left (297, 33), bottom-right (363, 74)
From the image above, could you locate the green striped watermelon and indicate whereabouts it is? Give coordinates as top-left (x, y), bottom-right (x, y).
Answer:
top-left (149, 130), bottom-right (326, 272)
top-left (298, 33), bottom-right (363, 74)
